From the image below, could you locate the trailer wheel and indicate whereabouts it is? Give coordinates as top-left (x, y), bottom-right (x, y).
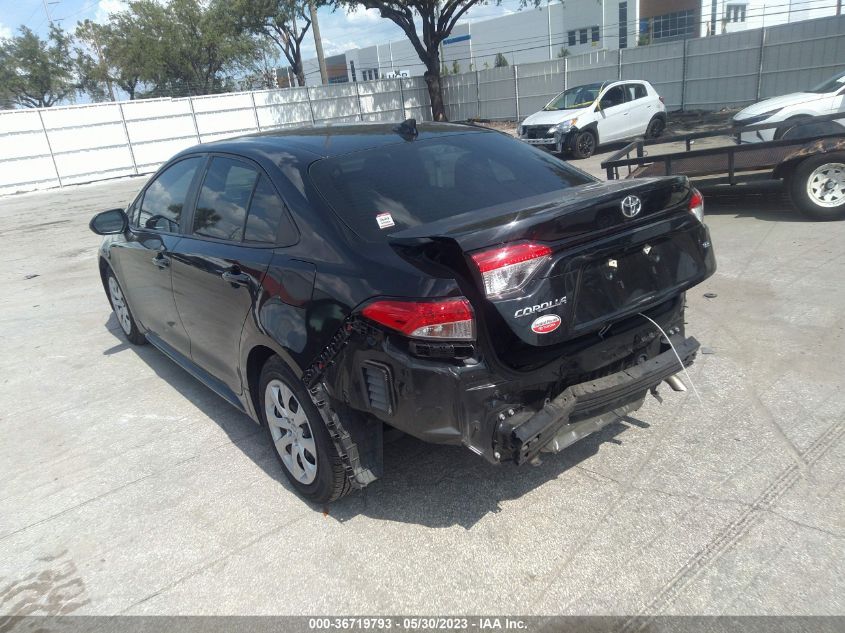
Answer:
top-left (789, 153), bottom-right (845, 220)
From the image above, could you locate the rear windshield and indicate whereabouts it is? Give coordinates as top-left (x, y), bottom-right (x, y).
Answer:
top-left (309, 131), bottom-right (593, 241)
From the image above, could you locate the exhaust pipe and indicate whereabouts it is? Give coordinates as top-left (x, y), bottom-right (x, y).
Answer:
top-left (665, 374), bottom-right (687, 392)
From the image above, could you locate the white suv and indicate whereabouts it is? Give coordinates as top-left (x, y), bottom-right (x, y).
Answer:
top-left (517, 80), bottom-right (667, 159)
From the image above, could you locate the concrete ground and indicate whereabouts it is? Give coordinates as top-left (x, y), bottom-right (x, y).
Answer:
top-left (0, 149), bottom-right (843, 618)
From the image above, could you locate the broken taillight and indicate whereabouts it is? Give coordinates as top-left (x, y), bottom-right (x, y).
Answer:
top-left (361, 297), bottom-right (475, 340)
top-left (470, 242), bottom-right (552, 297)
top-left (689, 188), bottom-right (704, 222)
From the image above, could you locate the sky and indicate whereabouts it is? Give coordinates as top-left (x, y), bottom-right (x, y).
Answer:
top-left (0, 0), bottom-right (525, 60)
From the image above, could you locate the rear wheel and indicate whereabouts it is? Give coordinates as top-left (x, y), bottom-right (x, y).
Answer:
top-left (646, 116), bottom-right (666, 139)
top-left (259, 357), bottom-right (351, 503)
top-left (106, 270), bottom-right (146, 344)
top-left (788, 154), bottom-right (845, 220)
top-left (571, 129), bottom-right (597, 159)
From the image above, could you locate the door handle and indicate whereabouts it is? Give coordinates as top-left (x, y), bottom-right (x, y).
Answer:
top-left (221, 269), bottom-right (251, 286)
top-left (151, 253), bottom-right (170, 269)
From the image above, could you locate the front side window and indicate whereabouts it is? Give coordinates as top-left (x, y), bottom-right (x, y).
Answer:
top-left (309, 132), bottom-right (593, 242)
top-left (138, 157), bottom-right (203, 232)
top-left (600, 85), bottom-right (626, 109)
top-left (193, 157), bottom-right (259, 241)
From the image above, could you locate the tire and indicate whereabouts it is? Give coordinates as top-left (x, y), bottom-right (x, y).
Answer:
top-left (646, 116), bottom-right (666, 139)
top-left (571, 129), bottom-right (597, 159)
top-left (106, 269), bottom-right (146, 345)
top-left (774, 116), bottom-right (811, 140)
top-left (259, 356), bottom-right (351, 503)
top-left (788, 153), bottom-right (845, 221)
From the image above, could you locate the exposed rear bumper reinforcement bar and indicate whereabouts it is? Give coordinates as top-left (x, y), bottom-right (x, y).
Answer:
top-left (500, 336), bottom-right (700, 465)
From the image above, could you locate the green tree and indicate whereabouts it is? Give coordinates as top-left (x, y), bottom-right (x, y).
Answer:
top-left (332, 0), bottom-right (539, 121)
top-left (74, 20), bottom-right (116, 102)
top-left (451, 59), bottom-right (460, 74)
top-left (556, 47), bottom-right (569, 58)
top-left (494, 52), bottom-right (508, 67)
top-left (117, 0), bottom-right (263, 97)
top-left (235, 0), bottom-right (315, 87)
top-left (0, 25), bottom-right (76, 108)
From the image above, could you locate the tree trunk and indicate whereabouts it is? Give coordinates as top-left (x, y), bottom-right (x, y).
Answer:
top-left (424, 62), bottom-right (447, 122)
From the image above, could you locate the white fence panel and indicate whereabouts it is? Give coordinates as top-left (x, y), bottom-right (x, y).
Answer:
top-left (760, 15), bottom-right (845, 99)
top-left (567, 50), bottom-right (619, 90)
top-left (0, 110), bottom-right (58, 192)
top-left (358, 79), bottom-right (405, 122)
top-left (400, 78), bottom-right (432, 122)
top-left (309, 84), bottom-right (359, 124)
top-left (442, 73), bottom-right (478, 122)
top-left (620, 41), bottom-right (685, 110)
top-left (684, 30), bottom-right (762, 109)
top-left (477, 67), bottom-right (517, 120)
top-left (254, 88), bottom-right (313, 129)
top-left (515, 59), bottom-right (567, 119)
top-left (191, 92), bottom-right (258, 140)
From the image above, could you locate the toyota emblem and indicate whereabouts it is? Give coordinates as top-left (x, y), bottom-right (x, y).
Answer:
top-left (620, 195), bottom-right (642, 218)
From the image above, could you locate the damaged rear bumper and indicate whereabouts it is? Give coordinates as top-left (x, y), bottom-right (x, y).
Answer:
top-left (496, 336), bottom-right (699, 465)
top-left (319, 296), bottom-right (696, 469)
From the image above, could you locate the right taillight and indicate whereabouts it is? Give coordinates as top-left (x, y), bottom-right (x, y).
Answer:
top-left (689, 188), bottom-right (704, 223)
top-left (361, 297), bottom-right (475, 340)
top-left (470, 241), bottom-right (552, 297)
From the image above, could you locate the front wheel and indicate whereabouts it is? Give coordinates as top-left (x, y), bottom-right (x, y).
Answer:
top-left (259, 357), bottom-right (351, 503)
top-left (646, 116), bottom-right (666, 139)
top-left (571, 129), bottom-right (597, 159)
top-left (788, 154), bottom-right (845, 220)
top-left (106, 270), bottom-right (146, 344)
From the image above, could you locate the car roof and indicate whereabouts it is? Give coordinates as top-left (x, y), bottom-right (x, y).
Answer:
top-left (175, 121), bottom-right (489, 162)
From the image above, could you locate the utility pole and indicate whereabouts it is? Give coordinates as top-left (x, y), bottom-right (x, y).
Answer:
top-left (309, 0), bottom-right (328, 85)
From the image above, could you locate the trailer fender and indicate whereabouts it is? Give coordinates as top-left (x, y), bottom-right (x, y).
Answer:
top-left (773, 137), bottom-right (845, 180)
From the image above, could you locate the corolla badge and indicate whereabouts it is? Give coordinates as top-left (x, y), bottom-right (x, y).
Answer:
top-left (531, 314), bottom-right (561, 334)
top-left (620, 195), bottom-right (642, 218)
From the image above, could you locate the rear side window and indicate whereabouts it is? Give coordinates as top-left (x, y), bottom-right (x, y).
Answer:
top-left (194, 157), bottom-right (258, 240)
top-left (309, 132), bottom-right (592, 242)
top-left (245, 175), bottom-right (288, 243)
top-left (626, 84), bottom-right (647, 101)
top-left (139, 157), bottom-right (203, 232)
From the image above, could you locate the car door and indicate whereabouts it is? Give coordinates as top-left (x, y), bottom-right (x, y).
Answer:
top-left (595, 85), bottom-right (629, 143)
top-left (170, 155), bottom-right (288, 396)
top-left (111, 156), bottom-right (204, 358)
top-left (623, 83), bottom-right (654, 138)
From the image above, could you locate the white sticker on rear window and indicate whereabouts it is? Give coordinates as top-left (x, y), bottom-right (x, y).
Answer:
top-left (376, 213), bottom-right (395, 229)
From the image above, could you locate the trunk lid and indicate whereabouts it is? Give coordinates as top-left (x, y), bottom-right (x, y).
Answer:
top-left (390, 177), bottom-right (716, 348)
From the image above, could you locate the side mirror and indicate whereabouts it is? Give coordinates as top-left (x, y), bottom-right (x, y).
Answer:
top-left (89, 208), bottom-right (128, 235)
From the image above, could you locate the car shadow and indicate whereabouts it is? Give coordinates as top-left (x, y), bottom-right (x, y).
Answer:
top-left (106, 314), bottom-right (650, 529)
top-left (695, 180), bottom-right (809, 222)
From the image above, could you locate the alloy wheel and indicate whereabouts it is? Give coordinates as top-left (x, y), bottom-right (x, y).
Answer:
top-left (265, 379), bottom-right (318, 484)
top-left (807, 163), bottom-right (845, 208)
top-left (108, 277), bottom-right (132, 335)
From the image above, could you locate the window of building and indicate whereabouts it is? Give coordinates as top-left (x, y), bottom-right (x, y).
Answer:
top-left (568, 30), bottom-right (576, 47)
top-left (579, 28), bottom-right (588, 44)
top-left (619, 2), bottom-right (628, 49)
top-left (652, 9), bottom-right (696, 41)
top-left (726, 4), bottom-right (747, 22)
top-left (591, 26), bottom-right (600, 43)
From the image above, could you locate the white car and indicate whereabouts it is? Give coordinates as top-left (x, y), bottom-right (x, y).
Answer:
top-left (517, 80), bottom-right (667, 159)
top-left (733, 69), bottom-right (845, 143)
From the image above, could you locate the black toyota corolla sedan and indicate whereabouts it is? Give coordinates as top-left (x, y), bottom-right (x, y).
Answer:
top-left (90, 120), bottom-right (715, 503)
